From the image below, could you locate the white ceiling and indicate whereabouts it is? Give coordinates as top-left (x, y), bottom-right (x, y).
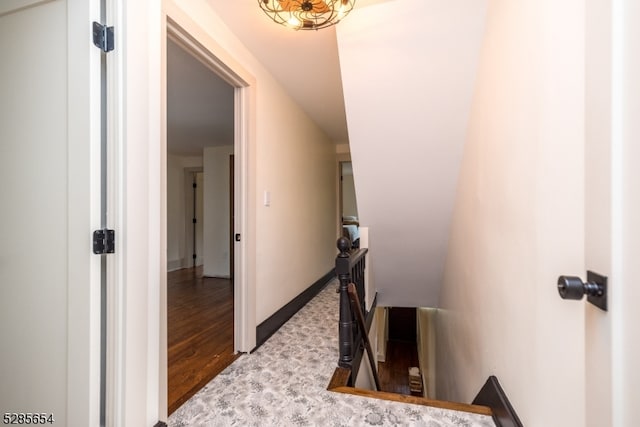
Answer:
top-left (167, 38), bottom-right (234, 156)
top-left (205, 1), bottom-right (349, 142)
top-left (167, 0), bottom-right (396, 155)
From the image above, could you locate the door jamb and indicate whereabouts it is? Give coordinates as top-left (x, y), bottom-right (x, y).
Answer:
top-left (163, 15), bottom-right (254, 350)
top-left (159, 7), bottom-right (257, 419)
top-left (183, 167), bottom-right (203, 270)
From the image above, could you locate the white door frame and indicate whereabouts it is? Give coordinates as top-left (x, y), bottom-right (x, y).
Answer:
top-left (159, 2), bottom-right (257, 419)
top-left (585, 0), bottom-right (640, 425)
top-left (104, 1), bottom-right (256, 423)
top-left (162, 10), bottom-right (256, 353)
top-left (184, 167), bottom-right (204, 270)
top-left (105, 0), bottom-right (167, 424)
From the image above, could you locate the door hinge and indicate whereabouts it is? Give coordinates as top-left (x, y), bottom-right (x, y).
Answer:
top-left (93, 229), bottom-right (115, 254)
top-left (92, 22), bottom-right (114, 53)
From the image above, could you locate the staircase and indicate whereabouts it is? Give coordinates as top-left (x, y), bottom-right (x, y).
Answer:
top-left (333, 231), bottom-right (522, 427)
top-left (328, 366), bottom-right (493, 416)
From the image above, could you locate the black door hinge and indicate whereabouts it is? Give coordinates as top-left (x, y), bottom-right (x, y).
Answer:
top-left (93, 229), bottom-right (115, 254)
top-left (92, 22), bottom-right (114, 53)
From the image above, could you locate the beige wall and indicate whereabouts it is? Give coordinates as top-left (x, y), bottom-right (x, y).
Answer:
top-left (254, 83), bottom-right (337, 322)
top-left (416, 308), bottom-right (436, 398)
top-left (437, 1), bottom-right (586, 426)
top-left (341, 167), bottom-right (358, 218)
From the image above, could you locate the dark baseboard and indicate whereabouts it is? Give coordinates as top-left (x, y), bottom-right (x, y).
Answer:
top-left (472, 376), bottom-right (523, 427)
top-left (254, 269), bottom-right (335, 350)
top-left (154, 422), bottom-right (167, 427)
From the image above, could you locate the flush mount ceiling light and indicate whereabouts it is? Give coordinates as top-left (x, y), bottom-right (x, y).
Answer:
top-left (258, 0), bottom-right (356, 31)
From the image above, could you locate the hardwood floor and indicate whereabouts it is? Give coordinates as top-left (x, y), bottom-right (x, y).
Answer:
top-left (168, 266), bottom-right (239, 414)
top-left (377, 339), bottom-right (421, 396)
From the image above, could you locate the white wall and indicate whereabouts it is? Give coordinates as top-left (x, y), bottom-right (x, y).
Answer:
top-left (616, 3), bottom-right (640, 423)
top-left (203, 146), bottom-right (234, 277)
top-left (336, 0), bottom-right (487, 307)
top-left (436, 1), bottom-right (586, 426)
top-left (585, 1), bottom-right (640, 425)
top-left (341, 166), bottom-right (358, 218)
top-left (114, 0), bottom-right (164, 423)
top-left (166, 0), bottom-right (338, 327)
top-left (416, 308), bottom-right (436, 398)
top-left (354, 318), bottom-right (378, 391)
top-left (0, 2), bottom-right (102, 425)
top-left (167, 154), bottom-right (203, 270)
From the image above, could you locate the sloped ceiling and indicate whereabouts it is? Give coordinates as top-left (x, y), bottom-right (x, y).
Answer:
top-left (205, 1), bottom-right (348, 142)
top-left (168, 1), bottom-right (398, 152)
top-left (336, 0), bottom-right (487, 307)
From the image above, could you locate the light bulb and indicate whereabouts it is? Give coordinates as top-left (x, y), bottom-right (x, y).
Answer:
top-left (286, 15), bottom-right (302, 29)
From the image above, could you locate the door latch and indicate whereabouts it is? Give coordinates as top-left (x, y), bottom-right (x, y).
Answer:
top-left (557, 271), bottom-right (607, 311)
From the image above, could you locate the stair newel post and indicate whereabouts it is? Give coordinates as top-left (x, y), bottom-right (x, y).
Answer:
top-left (336, 237), bottom-right (354, 368)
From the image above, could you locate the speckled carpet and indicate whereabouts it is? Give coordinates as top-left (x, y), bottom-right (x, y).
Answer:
top-left (168, 279), bottom-right (495, 427)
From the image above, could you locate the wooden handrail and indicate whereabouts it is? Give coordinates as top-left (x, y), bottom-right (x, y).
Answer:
top-left (347, 283), bottom-right (381, 391)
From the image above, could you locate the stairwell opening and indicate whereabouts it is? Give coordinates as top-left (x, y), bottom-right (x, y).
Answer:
top-left (375, 306), bottom-right (437, 399)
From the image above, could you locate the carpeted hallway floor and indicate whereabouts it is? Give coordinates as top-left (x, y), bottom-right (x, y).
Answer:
top-left (168, 279), bottom-right (495, 426)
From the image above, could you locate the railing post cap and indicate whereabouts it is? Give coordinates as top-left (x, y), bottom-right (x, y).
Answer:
top-left (337, 236), bottom-right (351, 257)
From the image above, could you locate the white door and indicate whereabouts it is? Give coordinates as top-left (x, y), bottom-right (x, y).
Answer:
top-left (0, 1), bottom-right (102, 426)
top-left (585, 0), bottom-right (640, 425)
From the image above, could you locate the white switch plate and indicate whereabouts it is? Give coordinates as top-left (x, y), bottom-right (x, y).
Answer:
top-left (264, 191), bottom-right (270, 207)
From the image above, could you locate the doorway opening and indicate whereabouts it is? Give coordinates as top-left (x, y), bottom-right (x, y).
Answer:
top-left (339, 160), bottom-right (360, 249)
top-left (375, 306), bottom-right (437, 399)
top-left (165, 34), bottom-right (239, 414)
top-left (189, 170), bottom-right (203, 268)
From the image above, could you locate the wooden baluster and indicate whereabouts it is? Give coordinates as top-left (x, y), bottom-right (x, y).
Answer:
top-left (358, 257), bottom-right (366, 315)
top-left (336, 237), bottom-right (354, 368)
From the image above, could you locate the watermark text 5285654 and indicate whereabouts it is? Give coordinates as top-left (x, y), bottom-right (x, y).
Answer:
top-left (2, 413), bottom-right (55, 424)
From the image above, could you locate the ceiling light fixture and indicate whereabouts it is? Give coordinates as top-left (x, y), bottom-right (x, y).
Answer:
top-left (258, 0), bottom-right (356, 31)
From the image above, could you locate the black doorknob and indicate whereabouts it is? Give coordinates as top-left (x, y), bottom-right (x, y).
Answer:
top-left (557, 271), bottom-right (608, 311)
